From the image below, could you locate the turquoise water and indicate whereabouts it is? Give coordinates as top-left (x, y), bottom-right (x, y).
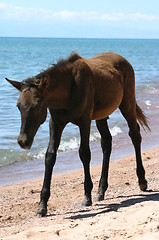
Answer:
top-left (0, 37), bottom-right (159, 182)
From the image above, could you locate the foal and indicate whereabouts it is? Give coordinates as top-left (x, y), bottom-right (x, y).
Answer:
top-left (6, 52), bottom-right (149, 216)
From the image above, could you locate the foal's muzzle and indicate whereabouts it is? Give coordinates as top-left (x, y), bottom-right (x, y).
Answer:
top-left (17, 134), bottom-right (32, 150)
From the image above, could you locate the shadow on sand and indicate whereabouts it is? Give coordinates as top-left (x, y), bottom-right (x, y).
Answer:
top-left (65, 190), bottom-right (159, 220)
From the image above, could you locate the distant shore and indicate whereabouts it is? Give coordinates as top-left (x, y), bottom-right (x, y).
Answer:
top-left (0, 146), bottom-right (159, 240)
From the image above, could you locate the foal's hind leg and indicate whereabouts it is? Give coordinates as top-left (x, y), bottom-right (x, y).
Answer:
top-left (96, 118), bottom-right (112, 201)
top-left (78, 117), bottom-right (93, 206)
top-left (119, 104), bottom-right (147, 191)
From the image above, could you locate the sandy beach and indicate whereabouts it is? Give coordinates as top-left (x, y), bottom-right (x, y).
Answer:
top-left (0, 147), bottom-right (159, 240)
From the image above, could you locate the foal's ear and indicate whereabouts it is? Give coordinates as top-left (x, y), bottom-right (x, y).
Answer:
top-left (5, 78), bottom-right (24, 91)
top-left (34, 75), bottom-right (49, 93)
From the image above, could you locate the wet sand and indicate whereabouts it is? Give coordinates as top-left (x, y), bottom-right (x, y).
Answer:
top-left (0, 147), bottom-right (159, 240)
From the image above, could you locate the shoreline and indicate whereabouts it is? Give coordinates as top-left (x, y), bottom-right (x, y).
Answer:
top-left (0, 146), bottom-right (159, 239)
top-left (0, 132), bottom-right (159, 187)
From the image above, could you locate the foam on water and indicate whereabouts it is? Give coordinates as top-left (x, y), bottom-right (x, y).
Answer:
top-left (144, 100), bottom-right (151, 107)
top-left (30, 126), bottom-right (123, 161)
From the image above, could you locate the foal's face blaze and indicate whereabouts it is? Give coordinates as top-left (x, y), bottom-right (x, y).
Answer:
top-left (17, 88), bottom-right (47, 150)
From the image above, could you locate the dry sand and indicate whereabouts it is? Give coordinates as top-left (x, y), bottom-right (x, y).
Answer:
top-left (0, 147), bottom-right (159, 240)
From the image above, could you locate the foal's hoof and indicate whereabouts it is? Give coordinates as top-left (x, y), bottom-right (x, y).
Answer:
top-left (36, 206), bottom-right (47, 217)
top-left (82, 196), bottom-right (92, 207)
top-left (139, 179), bottom-right (148, 192)
top-left (95, 193), bottom-right (104, 202)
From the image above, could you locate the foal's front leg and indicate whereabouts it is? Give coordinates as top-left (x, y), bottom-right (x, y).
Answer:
top-left (78, 118), bottom-right (93, 206)
top-left (37, 118), bottom-right (66, 217)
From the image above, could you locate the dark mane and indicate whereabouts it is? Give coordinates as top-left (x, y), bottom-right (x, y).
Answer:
top-left (54, 51), bottom-right (82, 70)
top-left (35, 52), bottom-right (82, 80)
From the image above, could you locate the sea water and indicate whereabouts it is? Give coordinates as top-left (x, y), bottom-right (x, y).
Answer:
top-left (0, 38), bottom-right (159, 185)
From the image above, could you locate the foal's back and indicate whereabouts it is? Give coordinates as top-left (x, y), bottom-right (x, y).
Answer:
top-left (86, 52), bottom-right (134, 83)
top-left (84, 52), bottom-right (135, 120)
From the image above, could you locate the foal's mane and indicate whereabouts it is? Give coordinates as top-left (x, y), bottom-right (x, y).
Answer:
top-left (22, 52), bottom-right (81, 87)
top-left (37, 51), bottom-right (81, 78)
top-left (53, 51), bottom-right (81, 71)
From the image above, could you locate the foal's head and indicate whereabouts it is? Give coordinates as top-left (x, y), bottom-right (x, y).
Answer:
top-left (6, 77), bottom-right (48, 150)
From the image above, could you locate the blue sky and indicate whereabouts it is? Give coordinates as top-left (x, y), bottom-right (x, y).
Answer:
top-left (0, 0), bottom-right (159, 38)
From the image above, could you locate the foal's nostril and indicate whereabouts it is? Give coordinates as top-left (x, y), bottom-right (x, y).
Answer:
top-left (18, 138), bottom-right (26, 147)
top-left (18, 138), bottom-right (25, 147)
top-left (18, 138), bottom-right (22, 146)
top-left (17, 134), bottom-right (30, 149)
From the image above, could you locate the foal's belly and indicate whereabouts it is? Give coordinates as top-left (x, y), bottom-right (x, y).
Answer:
top-left (92, 97), bottom-right (122, 120)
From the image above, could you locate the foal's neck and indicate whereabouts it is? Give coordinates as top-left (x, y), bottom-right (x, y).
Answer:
top-left (45, 69), bottom-right (73, 109)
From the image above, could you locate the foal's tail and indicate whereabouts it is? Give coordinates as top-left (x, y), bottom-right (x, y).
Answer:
top-left (136, 103), bottom-right (150, 131)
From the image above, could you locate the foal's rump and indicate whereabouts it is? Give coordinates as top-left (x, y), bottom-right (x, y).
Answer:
top-left (86, 52), bottom-right (134, 120)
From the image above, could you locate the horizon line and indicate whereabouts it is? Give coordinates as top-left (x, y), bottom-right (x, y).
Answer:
top-left (0, 36), bottom-right (159, 40)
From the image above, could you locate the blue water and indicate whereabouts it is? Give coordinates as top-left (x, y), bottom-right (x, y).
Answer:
top-left (0, 37), bottom-right (159, 184)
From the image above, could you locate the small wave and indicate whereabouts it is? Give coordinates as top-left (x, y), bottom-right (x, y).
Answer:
top-left (144, 100), bottom-right (151, 106)
top-left (39, 126), bottom-right (122, 154)
top-left (31, 149), bottom-right (46, 160)
top-left (32, 126), bottom-right (122, 158)
top-left (0, 149), bottom-right (30, 167)
top-left (110, 126), bottom-right (122, 136)
top-left (59, 138), bottom-right (79, 152)
top-left (0, 126), bottom-right (123, 166)
top-left (136, 85), bottom-right (157, 95)
top-left (60, 126), bottom-right (122, 152)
